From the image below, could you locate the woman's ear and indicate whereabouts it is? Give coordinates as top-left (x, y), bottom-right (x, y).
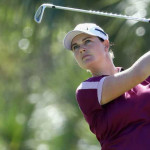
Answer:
top-left (104, 40), bottom-right (110, 52)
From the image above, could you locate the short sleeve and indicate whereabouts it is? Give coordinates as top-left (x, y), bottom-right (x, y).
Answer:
top-left (76, 76), bottom-right (106, 116)
top-left (141, 76), bottom-right (150, 85)
top-left (145, 76), bottom-right (150, 83)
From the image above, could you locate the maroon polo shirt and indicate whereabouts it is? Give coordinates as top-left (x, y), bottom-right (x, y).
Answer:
top-left (76, 73), bottom-right (150, 150)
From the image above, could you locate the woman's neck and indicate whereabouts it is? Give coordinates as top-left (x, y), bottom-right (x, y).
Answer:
top-left (91, 62), bottom-right (118, 77)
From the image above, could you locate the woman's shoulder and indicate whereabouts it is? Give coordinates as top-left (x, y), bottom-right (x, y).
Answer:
top-left (77, 66), bottom-right (124, 89)
top-left (76, 75), bottom-right (107, 92)
top-left (82, 67), bottom-right (124, 82)
top-left (84, 75), bottom-right (107, 82)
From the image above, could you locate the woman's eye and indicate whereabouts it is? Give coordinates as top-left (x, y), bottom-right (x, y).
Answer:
top-left (84, 40), bottom-right (91, 45)
top-left (72, 45), bottom-right (80, 51)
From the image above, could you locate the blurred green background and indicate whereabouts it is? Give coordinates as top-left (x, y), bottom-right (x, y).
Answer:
top-left (0, 0), bottom-right (150, 149)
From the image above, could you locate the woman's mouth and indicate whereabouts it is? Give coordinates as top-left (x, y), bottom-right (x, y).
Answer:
top-left (82, 54), bottom-right (91, 60)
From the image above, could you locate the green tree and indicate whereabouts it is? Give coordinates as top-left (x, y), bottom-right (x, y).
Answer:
top-left (0, 0), bottom-right (150, 149)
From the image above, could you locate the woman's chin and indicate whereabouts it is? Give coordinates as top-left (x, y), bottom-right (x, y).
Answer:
top-left (81, 60), bottom-right (96, 70)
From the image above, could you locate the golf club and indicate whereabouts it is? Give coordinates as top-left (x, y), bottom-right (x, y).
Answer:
top-left (34, 3), bottom-right (150, 24)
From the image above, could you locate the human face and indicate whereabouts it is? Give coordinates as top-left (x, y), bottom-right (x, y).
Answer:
top-left (71, 33), bottom-right (109, 70)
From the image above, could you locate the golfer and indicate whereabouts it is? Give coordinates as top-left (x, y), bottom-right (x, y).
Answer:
top-left (63, 23), bottom-right (150, 150)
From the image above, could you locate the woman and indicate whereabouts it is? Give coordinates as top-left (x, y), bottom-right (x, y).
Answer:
top-left (63, 23), bottom-right (150, 150)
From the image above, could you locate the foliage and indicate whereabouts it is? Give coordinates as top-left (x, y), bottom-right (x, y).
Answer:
top-left (0, 0), bottom-right (150, 149)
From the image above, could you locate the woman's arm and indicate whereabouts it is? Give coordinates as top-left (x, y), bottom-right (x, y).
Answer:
top-left (101, 51), bottom-right (150, 105)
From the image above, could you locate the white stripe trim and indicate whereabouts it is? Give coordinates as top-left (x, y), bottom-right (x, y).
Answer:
top-left (77, 77), bottom-right (106, 105)
top-left (77, 82), bottom-right (99, 90)
top-left (97, 77), bottom-right (106, 104)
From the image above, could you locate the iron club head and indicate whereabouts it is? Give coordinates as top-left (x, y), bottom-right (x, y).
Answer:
top-left (34, 4), bottom-right (55, 23)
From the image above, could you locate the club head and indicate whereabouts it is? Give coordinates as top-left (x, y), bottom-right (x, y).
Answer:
top-left (34, 4), bottom-right (55, 23)
top-left (34, 4), bottom-right (46, 23)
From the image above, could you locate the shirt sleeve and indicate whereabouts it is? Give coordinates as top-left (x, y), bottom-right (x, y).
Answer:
top-left (146, 76), bottom-right (150, 83)
top-left (141, 76), bottom-right (150, 85)
top-left (76, 76), bottom-right (106, 116)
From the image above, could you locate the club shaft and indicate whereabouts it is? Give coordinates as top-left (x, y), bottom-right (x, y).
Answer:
top-left (45, 3), bottom-right (150, 23)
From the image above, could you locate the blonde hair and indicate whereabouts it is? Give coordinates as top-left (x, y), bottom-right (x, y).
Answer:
top-left (109, 49), bottom-right (115, 60)
top-left (98, 37), bottom-right (114, 60)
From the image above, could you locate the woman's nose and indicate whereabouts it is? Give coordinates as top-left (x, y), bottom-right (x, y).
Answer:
top-left (79, 45), bottom-right (86, 53)
top-left (79, 49), bottom-right (86, 53)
